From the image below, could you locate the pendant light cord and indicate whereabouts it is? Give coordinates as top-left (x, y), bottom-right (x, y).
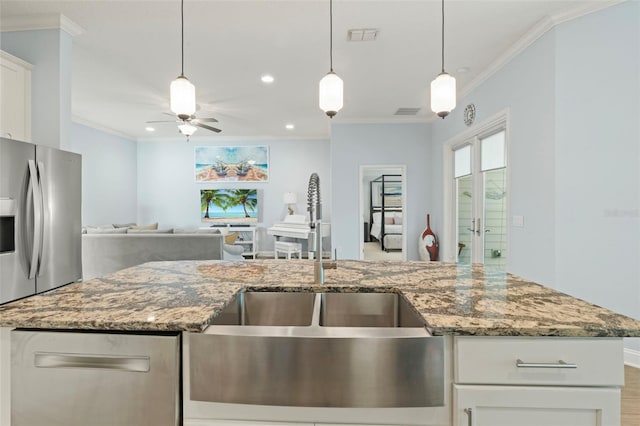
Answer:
top-left (329, 0), bottom-right (334, 72)
top-left (441, 0), bottom-right (445, 73)
top-left (181, 0), bottom-right (185, 77)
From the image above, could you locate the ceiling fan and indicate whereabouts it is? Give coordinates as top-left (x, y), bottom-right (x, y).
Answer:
top-left (146, 112), bottom-right (222, 136)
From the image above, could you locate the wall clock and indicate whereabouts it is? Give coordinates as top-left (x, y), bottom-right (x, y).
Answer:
top-left (463, 103), bottom-right (476, 126)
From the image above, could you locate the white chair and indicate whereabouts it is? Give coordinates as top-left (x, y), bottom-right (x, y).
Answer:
top-left (274, 241), bottom-right (302, 259)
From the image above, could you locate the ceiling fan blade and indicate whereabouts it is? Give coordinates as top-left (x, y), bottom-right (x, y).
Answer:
top-left (146, 120), bottom-right (178, 123)
top-left (163, 112), bottom-right (177, 118)
top-left (193, 122), bottom-right (222, 133)
top-left (192, 117), bottom-right (218, 123)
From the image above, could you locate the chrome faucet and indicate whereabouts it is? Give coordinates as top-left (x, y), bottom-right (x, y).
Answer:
top-left (307, 173), bottom-right (324, 284)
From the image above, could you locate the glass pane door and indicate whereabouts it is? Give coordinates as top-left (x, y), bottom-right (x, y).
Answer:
top-left (456, 175), bottom-right (473, 264)
top-left (451, 129), bottom-right (507, 269)
top-left (483, 168), bottom-right (507, 268)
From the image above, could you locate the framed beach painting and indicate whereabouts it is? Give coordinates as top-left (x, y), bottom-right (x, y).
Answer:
top-left (195, 145), bottom-right (269, 182)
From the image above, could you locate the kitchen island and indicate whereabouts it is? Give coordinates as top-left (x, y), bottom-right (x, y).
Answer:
top-left (1, 260), bottom-right (640, 426)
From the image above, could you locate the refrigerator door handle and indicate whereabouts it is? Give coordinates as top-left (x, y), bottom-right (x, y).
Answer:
top-left (27, 160), bottom-right (43, 280)
top-left (36, 161), bottom-right (49, 276)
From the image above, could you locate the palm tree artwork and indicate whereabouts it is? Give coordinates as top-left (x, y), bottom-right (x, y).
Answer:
top-left (200, 189), bottom-right (230, 219)
top-left (228, 189), bottom-right (258, 218)
top-left (200, 189), bottom-right (258, 223)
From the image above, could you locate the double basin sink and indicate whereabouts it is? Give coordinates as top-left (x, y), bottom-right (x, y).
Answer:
top-left (189, 291), bottom-right (444, 408)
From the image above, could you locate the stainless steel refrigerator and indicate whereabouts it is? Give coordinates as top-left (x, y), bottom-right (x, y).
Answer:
top-left (0, 137), bottom-right (81, 304)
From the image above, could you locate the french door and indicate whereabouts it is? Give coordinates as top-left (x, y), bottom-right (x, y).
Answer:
top-left (453, 129), bottom-right (507, 268)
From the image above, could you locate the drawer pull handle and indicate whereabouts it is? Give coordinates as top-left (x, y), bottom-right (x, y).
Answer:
top-left (34, 352), bottom-right (150, 372)
top-left (516, 359), bottom-right (577, 369)
top-left (464, 408), bottom-right (473, 426)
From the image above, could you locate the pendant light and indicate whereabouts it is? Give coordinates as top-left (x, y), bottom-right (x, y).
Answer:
top-left (430, 0), bottom-right (456, 119)
top-left (170, 0), bottom-right (196, 121)
top-left (319, 0), bottom-right (343, 118)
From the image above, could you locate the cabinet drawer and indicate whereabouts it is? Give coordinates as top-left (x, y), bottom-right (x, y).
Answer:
top-left (455, 336), bottom-right (623, 386)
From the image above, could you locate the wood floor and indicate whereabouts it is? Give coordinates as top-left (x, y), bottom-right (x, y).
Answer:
top-left (623, 365), bottom-right (640, 426)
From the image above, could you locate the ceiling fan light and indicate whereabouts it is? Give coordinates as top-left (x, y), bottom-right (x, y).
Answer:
top-left (170, 76), bottom-right (196, 119)
top-left (319, 71), bottom-right (343, 118)
top-left (430, 72), bottom-right (456, 118)
top-left (178, 123), bottom-right (197, 136)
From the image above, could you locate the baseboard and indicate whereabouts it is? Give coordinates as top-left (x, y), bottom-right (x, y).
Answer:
top-left (624, 348), bottom-right (640, 368)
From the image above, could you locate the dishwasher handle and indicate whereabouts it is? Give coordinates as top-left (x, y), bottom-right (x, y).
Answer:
top-left (34, 352), bottom-right (150, 372)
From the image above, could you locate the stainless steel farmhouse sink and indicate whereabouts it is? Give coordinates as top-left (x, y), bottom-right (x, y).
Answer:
top-left (189, 291), bottom-right (444, 408)
top-left (210, 291), bottom-right (316, 326)
top-left (319, 292), bottom-right (427, 328)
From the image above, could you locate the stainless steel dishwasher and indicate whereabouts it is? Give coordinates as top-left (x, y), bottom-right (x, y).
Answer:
top-left (11, 329), bottom-right (180, 426)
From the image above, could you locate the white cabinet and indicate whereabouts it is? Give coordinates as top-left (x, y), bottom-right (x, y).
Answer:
top-left (0, 50), bottom-right (32, 142)
top-left (234, 227), bottom-right (257, 259)
top-left (223, 226), bottom-right (257, 259)
top-left (453, 336), bottom-right (624, 426)
top-left (454, 385), bottom-right (620, 426)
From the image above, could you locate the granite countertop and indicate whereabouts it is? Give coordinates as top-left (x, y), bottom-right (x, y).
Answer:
top-left (1, 260), bottom-right (639, 337)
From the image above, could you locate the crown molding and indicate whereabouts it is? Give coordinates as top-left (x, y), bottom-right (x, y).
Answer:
top-left (550, 0), bottom-right (626, 26)
top-left (0, 14), bottom-right (84, 37)
top-left (72, 116), bottom-right (136, 141)
top-left (459, 0), bottom-right (625, 100)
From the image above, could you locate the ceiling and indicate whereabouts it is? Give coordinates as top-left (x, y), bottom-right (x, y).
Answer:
top-left (0, 0), bottom-right (616, 140)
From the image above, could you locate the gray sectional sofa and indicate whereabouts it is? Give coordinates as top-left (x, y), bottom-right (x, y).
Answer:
top-left (81, 233), bottom-right (228, 280)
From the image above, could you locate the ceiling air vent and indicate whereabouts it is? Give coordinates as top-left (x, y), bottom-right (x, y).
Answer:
top-left (347, 28), bottom-right (379, 42)
top-left (394, 107), bottom-right (421, 116)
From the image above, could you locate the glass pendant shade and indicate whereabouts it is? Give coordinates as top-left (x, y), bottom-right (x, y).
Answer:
top-left (170, 76), bottom-right (196, 119)
top-left (178, 123), bottom-right (197, 136)
top-left (319, 71), bottom-right (343, 118)
top-left (430, 72), bottom-right (456, 119)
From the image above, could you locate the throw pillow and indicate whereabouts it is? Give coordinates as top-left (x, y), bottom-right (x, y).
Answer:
top-left (127, 228), bottom-right (174, 234)
top-left (130, 223), bottom-right (158, 230)
top-left (113, 222), bottom-right (136, 228)
top-left (86, 227), bottom-right (128, 234)
top-left (224, 232), bottom-right (239, 245)
top-left (224, 244), bottom-right (245, 256)
top-left (196, 228), bottom-right (222, 234)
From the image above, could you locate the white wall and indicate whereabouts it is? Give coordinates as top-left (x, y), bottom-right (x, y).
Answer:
top-left (430, 30), bottom-right (557, 286)
top-left (68, 123), bottom-right (138, 226)
top-left (554, 1), bottom-right (640, 349)
top-left (137, 138), bottom-right (330, 253)
top-left (331, 123), bottom-right (431, 261)
top-left (1, 29), bottom-right (73, 149)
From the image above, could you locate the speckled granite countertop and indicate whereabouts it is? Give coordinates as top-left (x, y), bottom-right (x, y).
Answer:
top-left (1, 260), bottom-right (639, 337)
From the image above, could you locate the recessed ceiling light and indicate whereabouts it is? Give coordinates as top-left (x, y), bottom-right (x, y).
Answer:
top-left (145, 126), bottom-right (155, 132)
top-left (285, 124), bottom-right (295, 130)
top-left (261, 74), bottom-right (275, 84)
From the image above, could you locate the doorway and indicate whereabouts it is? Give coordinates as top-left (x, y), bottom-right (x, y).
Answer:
top-left (359, 165), bottom-right (407, 261)
top-left (452, 129), bottom-right (508, 268)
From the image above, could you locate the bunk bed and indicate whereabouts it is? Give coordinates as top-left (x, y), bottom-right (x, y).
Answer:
top-left (369, 174), bottom-right (403, 252)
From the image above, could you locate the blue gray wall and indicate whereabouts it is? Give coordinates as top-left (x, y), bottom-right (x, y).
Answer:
top-left (553, 1), bottom-right (640, 351)
top-left (429, 1), bottom-right (639, 351)
top-left (68, 123), bottom-right (138, 226)
top-left (136, 138), bottom-right (330, 252)
top-left (331, 123), bottom-right (431, 261)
